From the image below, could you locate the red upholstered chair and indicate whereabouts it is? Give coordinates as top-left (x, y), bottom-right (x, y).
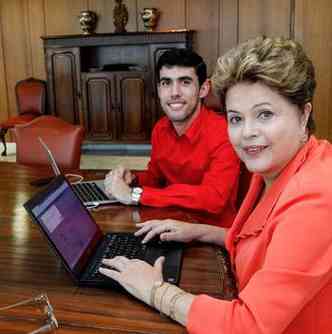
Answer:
top-left (0, 77), bottom-right (46, 156)
top-left (13, 116), bottom-right (85, 170)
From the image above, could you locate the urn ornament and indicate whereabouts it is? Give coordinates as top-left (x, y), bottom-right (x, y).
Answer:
top-left (78, 10), bottom-right (97, 35)
top-left (140, 8), bottom-right (160, 32)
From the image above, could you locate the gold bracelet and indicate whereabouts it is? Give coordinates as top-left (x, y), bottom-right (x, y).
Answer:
top-left (150, 280), bottom-right (164, 308)
top-left (159, 284), bottom-right (172, 314)
top-left (169, 291), bottom-right (187, 321)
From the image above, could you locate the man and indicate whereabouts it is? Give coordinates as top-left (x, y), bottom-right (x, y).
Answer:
top-left (104, 49), bottom-right (240, 227)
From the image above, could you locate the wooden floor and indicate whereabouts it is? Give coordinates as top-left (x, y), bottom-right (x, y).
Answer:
top-left (0, 143), bottom-right (149, 170)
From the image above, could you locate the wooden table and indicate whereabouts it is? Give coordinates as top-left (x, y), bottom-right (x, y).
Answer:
top-left (0, 162), bottom-right (235, 333)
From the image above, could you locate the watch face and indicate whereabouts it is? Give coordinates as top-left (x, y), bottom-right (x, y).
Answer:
top-left (133, 187), bottom-right (143, 194)
top-left (131, 187), bottom-right (143, 204)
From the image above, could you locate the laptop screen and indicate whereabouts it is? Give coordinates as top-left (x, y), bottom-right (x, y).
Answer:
top-left (27, 176), bottom-right (103, 275)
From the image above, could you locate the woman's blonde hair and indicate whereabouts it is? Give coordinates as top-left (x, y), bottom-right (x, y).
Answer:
top-left (211, 36), bottom-right (316, 133)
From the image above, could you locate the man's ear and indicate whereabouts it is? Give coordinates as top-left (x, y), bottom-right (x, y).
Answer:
top-left (199, 79), bottom-right (210, 99)
top-left (301, 102), bottom-right (312, 131)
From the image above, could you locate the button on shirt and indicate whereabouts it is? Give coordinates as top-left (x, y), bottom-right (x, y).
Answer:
top-left (134, 105), bottom-right (240, 227)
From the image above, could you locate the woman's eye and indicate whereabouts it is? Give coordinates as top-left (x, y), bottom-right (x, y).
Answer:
top-left (258, 110), bottom-right (273, 120)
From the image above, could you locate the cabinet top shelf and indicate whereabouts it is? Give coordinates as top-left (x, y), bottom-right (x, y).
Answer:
top-left (41, 30), bottom-right (194, 48)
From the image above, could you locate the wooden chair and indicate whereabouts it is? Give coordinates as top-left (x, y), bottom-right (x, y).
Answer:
top-left (0, 77), bottom-right (46, 156)
top-left (13, 116), bottom-right (85, 170)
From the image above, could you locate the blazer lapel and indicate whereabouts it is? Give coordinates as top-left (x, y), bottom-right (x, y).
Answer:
top-left (225, 174), bottom-right (264, 259)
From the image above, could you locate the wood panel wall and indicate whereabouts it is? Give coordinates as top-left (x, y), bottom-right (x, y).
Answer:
top-left (0, 0), bottom-right (332, 140)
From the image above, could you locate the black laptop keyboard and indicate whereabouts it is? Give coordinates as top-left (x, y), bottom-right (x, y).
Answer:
top-left (89, 234), bottom-right (148, 279)
top-left (72, 182), bottom-right (109, 202)
top-left (104, 234), bottom-right (147, 259)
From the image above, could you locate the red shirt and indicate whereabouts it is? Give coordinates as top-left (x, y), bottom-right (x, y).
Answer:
top-left (135, 105), bottom-right (240, 227)
top-left (188, 136), bottom-right (332, 333)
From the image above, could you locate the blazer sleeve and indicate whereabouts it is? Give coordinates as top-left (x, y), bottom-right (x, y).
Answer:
top-left (187, 177), bottom-right (332, 333)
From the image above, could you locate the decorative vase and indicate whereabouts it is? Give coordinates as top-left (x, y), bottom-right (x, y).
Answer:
top-left (140, 8), bottom-right (160, 32)
top-left (78, 10), bottom-right (97, 35)
top-left (113, 0), bottom-right (129, 33)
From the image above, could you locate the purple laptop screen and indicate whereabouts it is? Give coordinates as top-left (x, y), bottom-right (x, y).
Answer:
top-left (32, 181), bottom-right (98, 269)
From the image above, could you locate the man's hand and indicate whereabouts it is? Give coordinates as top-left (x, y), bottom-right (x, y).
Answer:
top-left (105, 167), bottom-right (133, 205)
top-left (105, 165), bottom-right (136, 189)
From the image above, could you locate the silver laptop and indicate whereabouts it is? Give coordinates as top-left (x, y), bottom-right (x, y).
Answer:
top-left (38, 137), bottom-right (118, 207)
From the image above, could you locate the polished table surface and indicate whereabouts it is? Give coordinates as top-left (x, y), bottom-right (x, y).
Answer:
top-left (0, 162), bottom-right (235, 333)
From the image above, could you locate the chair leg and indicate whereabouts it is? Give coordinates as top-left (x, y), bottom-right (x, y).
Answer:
top-left (0, 128), bottom-right (8, 156)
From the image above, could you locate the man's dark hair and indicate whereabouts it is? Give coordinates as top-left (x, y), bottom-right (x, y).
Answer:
top-left (156, 48), bottom-right (207, 86)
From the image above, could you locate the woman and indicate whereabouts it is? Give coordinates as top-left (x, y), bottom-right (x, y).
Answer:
top-left (99, 37), bottom-right (332, 333)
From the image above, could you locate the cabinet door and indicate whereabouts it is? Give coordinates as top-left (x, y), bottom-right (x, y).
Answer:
top-left (45, 47), bottom-right (81, 124)
top-left (82, 72), bottom-right (116, 140)
top-left (116, 72), bottom-right (151, 142)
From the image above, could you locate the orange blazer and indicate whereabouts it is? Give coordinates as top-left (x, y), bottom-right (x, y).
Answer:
top-left (188, 136), bottom-right (332, 334)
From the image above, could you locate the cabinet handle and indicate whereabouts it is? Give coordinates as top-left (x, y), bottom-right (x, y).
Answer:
top-left (77, 91), bottom-right (82, 99)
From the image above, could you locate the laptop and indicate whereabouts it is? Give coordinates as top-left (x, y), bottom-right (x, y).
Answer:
top-left (24, 175), bottom-right (184, 289)
top-left (38, 137), bottom-right (118, 207)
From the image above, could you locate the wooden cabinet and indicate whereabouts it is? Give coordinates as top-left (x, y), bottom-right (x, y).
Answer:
top-left (82, 71), bottom-right (150, 141)
top-left (42, 31), bottom-right (193, 143)
top-left (81, 72), bottom-right (116, 140)
top-left (45, 47), bottom-right (81, 125)
top-left (116, 71), bottom-right (151, 141)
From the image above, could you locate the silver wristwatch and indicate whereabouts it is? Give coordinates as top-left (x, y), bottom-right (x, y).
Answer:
top-left (131, 187), bottom-right (143, 205)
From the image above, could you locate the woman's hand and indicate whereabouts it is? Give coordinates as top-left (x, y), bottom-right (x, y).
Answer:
top-left (135, 219), bottom-right (227, 246)
top-left (135, 219), bottom-right (203, 243)
top-left (99, 256), bottom-right (164, 305)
